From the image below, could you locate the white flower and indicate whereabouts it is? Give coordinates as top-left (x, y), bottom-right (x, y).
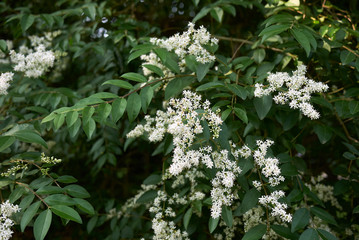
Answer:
top-left (0, 200), bottom-right (21, 240)
top-left (10, 45), bottom-right (55, 78)
top-left (0, 72), bottom-right (14, 95)
top-left (258, 191), bottom-right (292, 223)
top-left (254, 65), bottom-right (328, 119)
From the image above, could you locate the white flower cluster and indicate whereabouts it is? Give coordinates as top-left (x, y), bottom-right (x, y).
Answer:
top-left (211, 150), bottom-right (242, 219)
top-left (243, 206), bottom-right (283, 240)
top-left (306, 173), bottom-right (342, 210)
top-left (258, 190), bottom-right (292, 222)
top-left (0, 72), bottom-right (14, 95)
top-left (254, 65), bottom-right (329, 119)
top-left (238, 140), bottom-right (285, 187)
top-left (10, 45), bottom-right (55, 78)
top-left (127, 90), bottom-right (223, 176)
top-left (40, 152), bottom-right (62, 164)
top-left (253, 140), bottom-right (285, 187)
top-left (8, 31), bottom-right (62, 78)
top-left (141, 22), bottom-right (218, 81)
top-left (0, 200), bottom-right (20, 240)
top-left (149, 191), bottom-right (189, 240)
top-left (150, 22), bottom-right (218, 64)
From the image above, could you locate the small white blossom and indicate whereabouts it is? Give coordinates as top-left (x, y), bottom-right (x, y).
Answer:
top-left (0, 72), bottom-right (14, 95)
top-left (254, 65), bottom-right (328, 119)
top-left (0, 200), bottom-right (21, 240)
top-left (258, 190), bottom-right (292, 223)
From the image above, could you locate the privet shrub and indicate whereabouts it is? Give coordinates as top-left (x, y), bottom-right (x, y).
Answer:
top-left (0, 0), bottom-right (359, 239)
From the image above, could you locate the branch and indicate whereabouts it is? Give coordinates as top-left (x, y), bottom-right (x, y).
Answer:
top-left (215, 36), bottom-right (298, 59)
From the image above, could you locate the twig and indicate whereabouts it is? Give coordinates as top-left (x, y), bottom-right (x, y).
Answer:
top-left (15, 181), bottom-right (49, 208)
top-left (215, 36), bottom-right (298, 59)
top-left (334, 111), bottom-right (359, 143)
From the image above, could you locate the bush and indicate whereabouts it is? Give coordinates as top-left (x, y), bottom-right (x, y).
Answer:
top-left (0, 0), bottom-right (359, 239)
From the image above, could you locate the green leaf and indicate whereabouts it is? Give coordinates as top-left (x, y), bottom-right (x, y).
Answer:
top-left (126, 93), bottom-right (142, 122)
top-left (34, 209), bottom-right (52, 240)
top-left (0, 40), bottom-right (8, 53)
top-left (310, 207), bottom-right (337, 225)
top-left (262, 13), bottom-right (295, 27)
top-left (82, 106), bottom-right (95, 124)
top-left (317, 229), bottom-right (339, 240)
top-left (221, 108), bottom-right (232, 121)
top-left (208, 217), bottom-right (219, 233)
top-left (41, 112), bottom-right (56, 123)
top-left (44, 194), bottom-right (76, 206)
top-left (196, 63), bottom-right (210, 82)
top-left (127, 49), bottom-right (152, 63)
top-left (291, 208), bottom-right (310, 232)
top-left (64, 184), bottom-right (91, 198)
top-left (154, 48), bottom-right (180, 73)
top-left (73, 198), bottom-right (95, 215)
top-left (183, 208), bottom-right (192, 230)
top-left (9, 186), bottom-right (26, 203)
top-left (299, 229), bottom-right (319, 240)
top-left (237, 188), bottom-right (260, 215)
top-left (231, 85), bottom-right (247, 100)
top-left (40, 14), bottom-right (54, 27)
top-left (165, 76), bottom-right (194, 100)
top-left (353, 205), bottom-right (359, 214)
top-left (234, 107), bottom-right (248, 124)
top-left (11, 130), bottom-right (47, 148)
top-left (340, 50), bottom-right (356, 65)
top-left (121, 72), bottom-right (147, 83)
top-left (196, 82), bottom-right (225, 91)
top-left (210, 7), bottom-right (224, 23)
top-left (30, 178), bottom-right (52, 189)
top-left (36, 186), bottom-right (65, 195)
top-left (97, 103), bottom-right (112, 123)
top-left (102, 80), bottom-right (133, 89)
top-left (271, 225), bottom-right (298, 239)
top-left (143, 64), bottom-right (164, 77)
top-left (66, 111), bottom-right (79, 128)
top-left (53, 113), bottom-right (65, 130)
top-left (291, 28), bottom-right (311, 57)
top-left (313, 125), bottom-right (332, 144)
top-left (242, 224), bottom-right (267, 240)
top-left (21, 201), bottom-right (41, 232)
top-left (222, 206), bottom-right (233, 227)
top-left (136, 190), bottom-right (158, 204)
top-left (57, 175), bottom-right (78, 183)
top-left (0, 136), bottom-right (15, 152)
top-left (253, 49), bottom-right (266, 63)
top-left (85, 5), bottom-right (96, 20)
top-left (193, 7), bottom-right (210, 23)
top-left (83, 118), bottom-right (96, 139)
top-left (90, 92), bottom-right (119, 99)
top-left (140, 86), bottom-right (154, 113)
top-left (19, 194), bottom-right (35, 210)
top-left (349, 101), bottom-right (359, 114)
top-left (51, 205), bottom-right (82, 224)
top-left (111, 98), bottom-right (127, 123)
top-left (21, 14), bottom-right (35, 32)
top-left (259, 24), bottom-right (291, 42)
top-left (253, 95), bottom-right (272, 120)
top-left (87, 216), bottom-right (98, 233)
top-left (68, 118), bottom-right (81, 138)
top-left (343, 151), bottom-right (356, 160)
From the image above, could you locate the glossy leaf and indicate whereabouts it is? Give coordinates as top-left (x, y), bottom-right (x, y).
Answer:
top-left (51, 205), bottom-right (82, 224)
top-left (34, 209), bottom-right (52, 240)
top-left (126, 93), bottom-right (142, 122)
top-left (21, 201), bottom-right (41, 232)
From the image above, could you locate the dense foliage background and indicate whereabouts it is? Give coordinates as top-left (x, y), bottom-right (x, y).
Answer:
top-left (0, 0), bottom-right (359, 239)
